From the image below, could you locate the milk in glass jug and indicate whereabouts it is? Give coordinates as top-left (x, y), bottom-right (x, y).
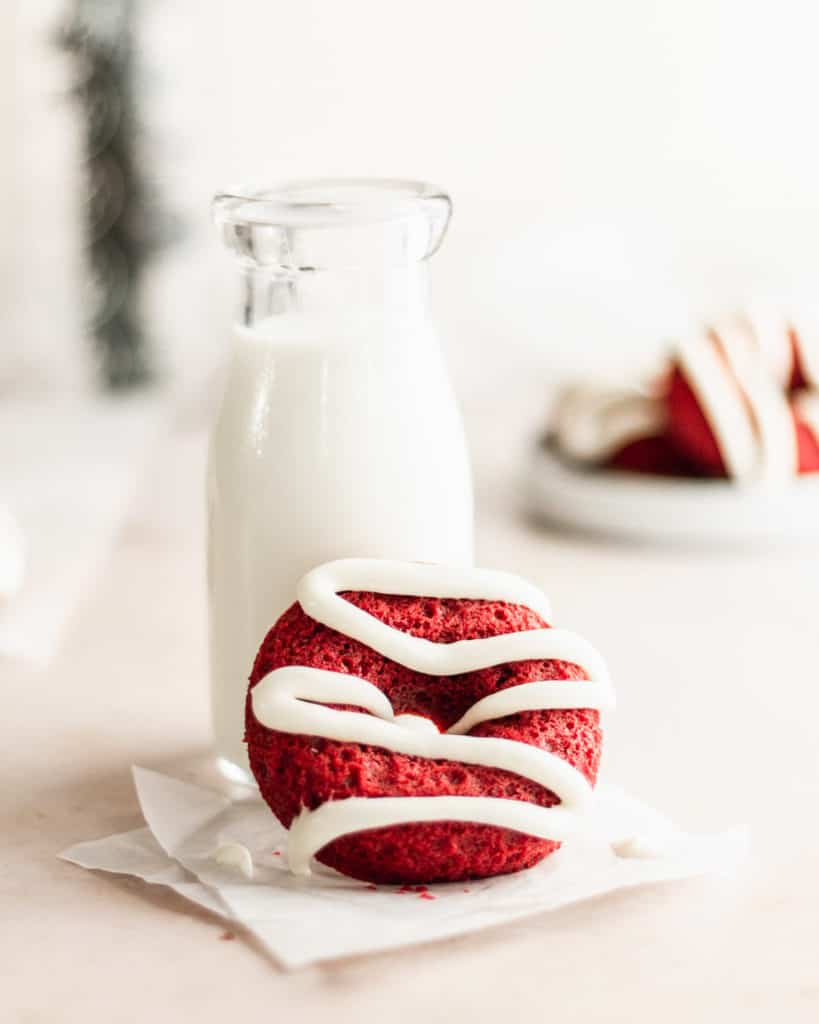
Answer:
top-left (209, 179), bottom-right (474, 779)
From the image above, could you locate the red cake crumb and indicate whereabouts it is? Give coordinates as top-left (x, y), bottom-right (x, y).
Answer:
top-left (246, 594), bottom-right (602, 885)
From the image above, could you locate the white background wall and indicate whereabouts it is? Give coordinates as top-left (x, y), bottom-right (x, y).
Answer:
top-left (8, 0), bottom-right (819, 410)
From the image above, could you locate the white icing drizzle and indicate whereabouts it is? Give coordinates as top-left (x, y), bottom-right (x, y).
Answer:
top-left (253, 667), bottom-right (610, 865)
top-left (286, 797), bottom-right (592, 877)
top-left (712, 320), bottom-right (797, 482)
top-left (610, 832), bottom-right (679, 860)
top-left (742, 303), bottom-right (794, 387)
top-left (676, 330), bottom-right (758, 480)
top-left (214, 841), bottom-right (254, 879)
top-left (677, 323), bottom-right (797, 482)
top-left (298, 559), bottom-right (553, 633)
top-left (250, 558), bottom-right (615, 875)
top-left (552, 384), bottom-right (666, 465)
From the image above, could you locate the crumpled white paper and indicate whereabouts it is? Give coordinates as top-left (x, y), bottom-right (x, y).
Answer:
top-left (60, 767), bottom-right (749, 970)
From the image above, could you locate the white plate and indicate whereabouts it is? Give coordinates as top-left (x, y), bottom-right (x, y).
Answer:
top-left (526, 445), bottom-right (819, 545)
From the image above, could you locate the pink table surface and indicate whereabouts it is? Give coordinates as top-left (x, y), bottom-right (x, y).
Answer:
top-left (3, 410), bottom-right (818, 1024)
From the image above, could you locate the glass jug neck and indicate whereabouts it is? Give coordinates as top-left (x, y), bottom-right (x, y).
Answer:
top-left (214, 179), bottom-right (451, 329)
top-left (239, 263), bottom-right (430, 327)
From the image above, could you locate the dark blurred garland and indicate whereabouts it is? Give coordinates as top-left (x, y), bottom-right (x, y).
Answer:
top-left (58, 0), bottom-right (180, 390)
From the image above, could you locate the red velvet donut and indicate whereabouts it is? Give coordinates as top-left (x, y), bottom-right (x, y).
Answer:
top-left (246, 593), bottom-right (602, 884)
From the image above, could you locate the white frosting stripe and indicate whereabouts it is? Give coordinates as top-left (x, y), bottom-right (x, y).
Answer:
top-left (286, 797), bottom-right (588, 876)
top-left (252, 667), bottom-right (602, 811)
top-left (251, 559), bottom-right (614, 875)
top-left (678, 324), bottom-right (797, 482)
top-left (714, 321), bottom-right (797, 482)
top-left (743, 305), bottom-right (793, 386)
top-left (677, 331), bottom-right (758, 479)
top-left (448, 678), bottom-right (613, 734)
top-left (254, 666), bottom-right (395, 727)
top-left (298, 561), bottom-right (609, 681)
top-left (298, 559), bottom-right (552, 631)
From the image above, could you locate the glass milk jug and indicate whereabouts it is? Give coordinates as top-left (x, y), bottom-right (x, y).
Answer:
top-left (208, 179), bottom-right (474, 780)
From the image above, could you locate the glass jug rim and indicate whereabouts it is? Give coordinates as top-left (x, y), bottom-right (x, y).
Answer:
top-left (213, 178), bottom-right (450, 230)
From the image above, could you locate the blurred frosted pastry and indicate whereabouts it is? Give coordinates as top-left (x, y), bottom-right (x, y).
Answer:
top-left (549, 306), bottom-right (819, 484)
